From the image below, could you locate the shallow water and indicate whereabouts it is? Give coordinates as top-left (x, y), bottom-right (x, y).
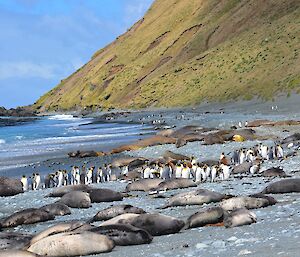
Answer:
top-left (0, 114), bottom-right (154, 172)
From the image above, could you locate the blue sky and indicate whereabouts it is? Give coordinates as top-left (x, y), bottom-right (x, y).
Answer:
top-left (0, 0), bottom-right (153, 108)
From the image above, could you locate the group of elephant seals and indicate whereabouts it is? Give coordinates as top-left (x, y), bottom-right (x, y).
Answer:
top-left (160, 189), bottom-right (231, 209)
top-left (223, 208), bottom-right (257, 228)
top-left (59, 191), bottom-right (91, 208)
top-left (0, 208), bottom-right (55, 228)
top-left (261, 178), bottom-right (300, 194)
top-left (89, 204), bottom-right (146, 222)
top-left (0, 177), bottom-right (23, 197)
top-left (100, 213), bottom-right (185, 236)
top-left (27, 231), bottom-right (114, 256)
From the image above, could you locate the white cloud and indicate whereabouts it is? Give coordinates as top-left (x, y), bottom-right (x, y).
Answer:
top-left (0, 61), bottom-right (58, 79)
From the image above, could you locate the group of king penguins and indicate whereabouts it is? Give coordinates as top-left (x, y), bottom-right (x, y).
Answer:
top-left (20, 142), bottom-right (285, 191)
top-left (142, 143), bottom-right (284, 182)
top-left (142, 158), bottom-right (231, 183)
top-left (20, 163), bottom-right (129, 191)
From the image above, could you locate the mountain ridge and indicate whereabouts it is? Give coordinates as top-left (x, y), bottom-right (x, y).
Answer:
top-left (34, 0), bottom-right (300, 112)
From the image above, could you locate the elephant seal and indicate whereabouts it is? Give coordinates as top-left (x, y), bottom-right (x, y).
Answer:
top-left (47, 184), bottom-right (92, 197)
top-left (261, 167), bottom-right (287, 177)
top-left (281, 133), bottom-right (300, 144)
top-left (220, 196), bottom-right (271, 211)
top-left (0, 208), bottom-right (55, 228)
top-left (248, 193), bottom-right (277, 205)
top-left (29, 222), bottom-right (86, 245)
top-left (59, 191), bottom-right (91, 208)
top-left (261, 178), bottom-right (300, 194)
top-left (27, 232), bottom-right (114, 256)
top-left (89, 224), bottom-right (153, 245)
top-left (88, 188), bottom-right (123, 203)
top-left (0, 250), bottom-right (40, 257)
top-left (162, 151), bottom-right (189, 161)
top-left (184, 207), bottom-right (224, 229)
top-left (90, 204), bottom-right (146, 222)
top-left (0, 232), bottom-right (32, 250)
top-left (224, 208), bottom-right (257, 228)
top-left (40, 203), bottom-right (71, 216)
top-left (152, 178), bottom-right (197, 191)
top-left (160, 189), bottom-right (231, 209)
top-left (111, 157), bottom-right (147, 169)
top-left (232, 162), bottom-right (252, 174)
top-left (125, 179), bottom-right (163, 192)
top-left (0, 177), bottom-right (23, 197)
top-left (100, 213), bottom-right (185, 236)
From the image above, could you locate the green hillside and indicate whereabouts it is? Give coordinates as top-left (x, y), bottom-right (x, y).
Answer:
top-left (34, 0), bottom-right (300, 112)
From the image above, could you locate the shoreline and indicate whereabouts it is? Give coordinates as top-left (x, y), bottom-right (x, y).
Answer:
top-left (1, 103), bottom-right (300, 256)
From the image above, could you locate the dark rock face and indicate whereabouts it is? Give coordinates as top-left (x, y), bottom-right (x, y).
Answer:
top-left (0, 177), bottom-right (23, 197)
top-left (0, 106), bottom-right (36, 117)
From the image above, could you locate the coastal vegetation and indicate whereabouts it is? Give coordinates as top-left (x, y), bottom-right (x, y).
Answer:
top-left (34, 0), bottom-right (300, 111)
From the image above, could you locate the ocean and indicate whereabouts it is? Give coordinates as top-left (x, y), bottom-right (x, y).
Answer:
top-left (0, 114), bottom-right (154, 173)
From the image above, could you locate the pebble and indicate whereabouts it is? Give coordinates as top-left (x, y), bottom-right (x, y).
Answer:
top-left (227, 236), bottom-right (238, 242)
top-left (211, 240), bottom-right (226, 248)
top-left (195, 243), bottom-right (208, 249)
top-left (238, 249), bottom-right (252, 255)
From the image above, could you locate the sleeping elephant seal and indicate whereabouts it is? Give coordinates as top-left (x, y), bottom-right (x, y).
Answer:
top-left (59, 191), bottom-right (91, 208)
top-left (160, 189), bottom-right (231, 209)
top-left (0, 208), bottom-right (55, 228)
top-left (40, 203), bottom-right (71, 216)
top-left (89, 224), bottom-right (153, 245)
top-left (0, 250), bottom-right (40, 257)
top-left (29, 222), bottom-right (86, 245)
top-left (261, 178), bottom-right (300, 194)
top-left (184, 207), bottom-right (224, 229)
top-left (100, 213), bottom-right (185, 236)
top-left (27, 232), bottom-right (114, 256)
top-left (220, 196), bottom-right (271, 211)
top-left (261, 167), bottom-right (287, 177)
top-left (0, 177), bottom-right (23, 197)
top-left (88, 188), bottom-right (123, 203)
top-left (47, 184), bottom-right (92, 197)
top-left (248, 193), bottom-right (277, 205)
top-left (152, 178), bottom-right (197, 191)
top-left (224, 208), bottom-right (257, 228)
top-left (232, 162), bottom-right (252, 174)
top-left (125, 179), bottom-right (163, 192)
top-left (0, 232), bottom-right (32, 250)
top-left (162, 151), bottom-right (189, 161)
top-left (90, 204), bottom-right (146, 222)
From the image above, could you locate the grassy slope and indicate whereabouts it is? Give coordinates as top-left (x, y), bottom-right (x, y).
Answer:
top-left (35, 0), bottom-right (300, 111)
